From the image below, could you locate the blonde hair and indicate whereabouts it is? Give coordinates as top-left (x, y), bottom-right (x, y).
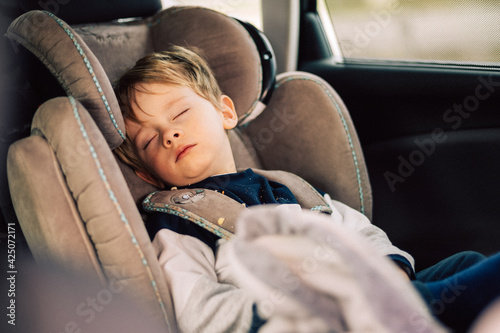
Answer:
top-left (114, 46), bottom-right (224, 179)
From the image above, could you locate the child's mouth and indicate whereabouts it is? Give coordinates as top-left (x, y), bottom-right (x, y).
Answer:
top-left (176, 144), bottom-right (196, 162)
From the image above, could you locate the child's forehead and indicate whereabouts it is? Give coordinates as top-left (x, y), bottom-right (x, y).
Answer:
top-left (132, 82), bottom-right (181, 96)
top-left (127, 83), bottom-right (208, 121)
top-left (130, 83), bottom-right (185, 109)
top-left (133, 82), bottom-right (215, 109)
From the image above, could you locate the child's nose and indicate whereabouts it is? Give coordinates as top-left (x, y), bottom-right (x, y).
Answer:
top-left (163, 130), bottom-right (182, 147)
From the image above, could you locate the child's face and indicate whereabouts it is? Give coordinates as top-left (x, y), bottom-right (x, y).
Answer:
top-left (125, 83), bottom-right (238, 187)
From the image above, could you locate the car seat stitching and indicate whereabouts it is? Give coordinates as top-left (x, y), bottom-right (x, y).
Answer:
top-left (276, 76), bottom-right (365, 215)
top-left (45, 11), bottom-right (126, 141)
top-left (67, 96), bottom-right (172, 330)
top-left (143, 192), bottom-right (233, 240)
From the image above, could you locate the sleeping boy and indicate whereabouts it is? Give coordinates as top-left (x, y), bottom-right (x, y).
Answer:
top-left (114, 46), bottom-right (500, 332)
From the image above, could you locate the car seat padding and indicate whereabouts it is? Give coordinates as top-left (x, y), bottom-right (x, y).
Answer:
top-left (8, 96), bottom-right (176, 331)
top-left (6, 10), bottom-right (126, 149)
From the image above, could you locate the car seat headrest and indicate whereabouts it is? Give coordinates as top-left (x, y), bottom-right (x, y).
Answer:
top-left (6, 10), bottom-right (126, 149)
top-left (6, 6), bottom-right (275, 148)
top-left (18, 0), bottom-right (162, 24)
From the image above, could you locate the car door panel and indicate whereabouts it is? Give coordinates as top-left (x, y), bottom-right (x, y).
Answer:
top-left (300, 57), bottom-right (500, 269)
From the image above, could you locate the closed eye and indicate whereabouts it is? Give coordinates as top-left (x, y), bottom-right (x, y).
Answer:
top-left (174, 108), bottom-right (189, 120)
top-left (143, 134), bottom-right (157, 150)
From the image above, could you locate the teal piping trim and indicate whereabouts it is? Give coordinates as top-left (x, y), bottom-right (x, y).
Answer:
top-left (45, 11), bottom-right (126, 141)
top-left (68, 96), bottom-right (171, 330)
top-left (276, 76), bottom-right (365, 215)
top-left (311, 205), bottom-right (331, 213)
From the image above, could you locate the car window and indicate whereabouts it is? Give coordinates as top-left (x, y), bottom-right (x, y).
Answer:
top-left (319, 0), bottom-right (500, 66)
top-left (162, 0), bottom-right (262, 30)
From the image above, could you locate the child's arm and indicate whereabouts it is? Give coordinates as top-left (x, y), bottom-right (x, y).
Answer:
top-left (152, 228), bottom-right (259, 333)
top-left (324, 195), bottom-right (415, 275)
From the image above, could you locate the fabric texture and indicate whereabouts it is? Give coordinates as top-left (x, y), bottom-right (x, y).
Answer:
top-left (7, 135), bottom-right (105, 282)
top-left (8, 97), bottom-right (177, 332)
top-left (6, 10), bottom-right (126, 149)
top-left (144, 169), bottom-right (411, 270)
top-left (243, 72), bottom-right (372, 219)
top-left (183, 168), bottom-right (298, 206)
top-left (19, 0), bottom-right (162, 24)
top-left (226, 205), bottom-right (446, 332)
top-left (152, 228), bottom-right (257, 333)
top-left (414, 251), bottom-right (500, 332)
top-left (145, 169), bottom-right (299, 250)
top-left (147, 170), bottom-right (416, 332)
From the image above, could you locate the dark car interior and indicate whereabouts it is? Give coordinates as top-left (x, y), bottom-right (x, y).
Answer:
top-left (298, 1), bottom-right (500, 270)
top-left (1, 0), bottom-right (500, 331)
top-left (310, 14), bottom-right (500, 269)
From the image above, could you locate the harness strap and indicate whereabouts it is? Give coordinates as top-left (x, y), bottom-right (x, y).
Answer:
top-left (142, 169), bottom-right (332, 239)
top-left (143, 188), bottom-right (246, 240)
top-left (253, 169), bottom-right (332, 214)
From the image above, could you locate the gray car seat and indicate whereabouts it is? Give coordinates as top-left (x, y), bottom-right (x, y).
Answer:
top-left (5, 3), bottom-right (371, 332)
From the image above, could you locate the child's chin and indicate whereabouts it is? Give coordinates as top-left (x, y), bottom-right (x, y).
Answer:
top-left (169, 173), bottom-right (206, 187)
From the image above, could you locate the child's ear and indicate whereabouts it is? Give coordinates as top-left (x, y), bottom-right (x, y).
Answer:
top-left (220, 95), bottom-right (238, 130)
top-left (135, 169), bottom-right (164, 188)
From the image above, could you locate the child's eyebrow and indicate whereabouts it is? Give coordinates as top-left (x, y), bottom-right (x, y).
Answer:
top-left (163, 95), bottom-right (186, 110)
